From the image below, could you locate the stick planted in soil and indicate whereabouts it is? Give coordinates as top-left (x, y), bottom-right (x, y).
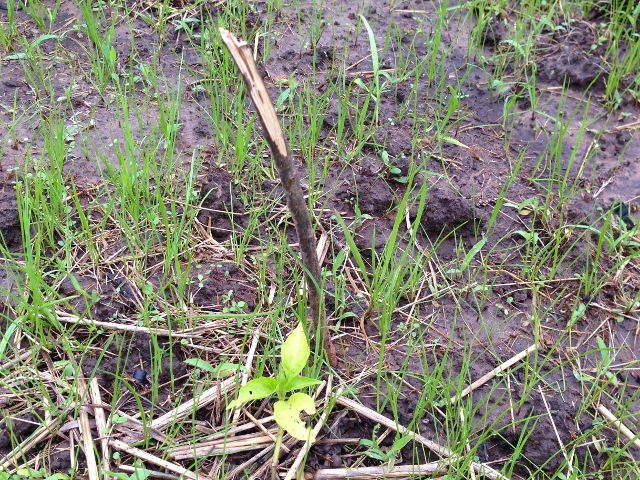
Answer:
top-left (218, 28), bottom-right (337, 366)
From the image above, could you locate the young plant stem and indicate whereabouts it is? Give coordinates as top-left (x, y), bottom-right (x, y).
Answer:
top-left (219, 28), bottom-right (337, 366)
top-left (271, 426), bottom-right (284, 480)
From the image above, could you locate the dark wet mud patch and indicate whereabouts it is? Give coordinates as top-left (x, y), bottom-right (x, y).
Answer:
top-left (78, 331), bottom-right (187, 393)
top-left (197, 167), bottom-right (246, 241)
top-left (191, 261), bottom-right (258, 311)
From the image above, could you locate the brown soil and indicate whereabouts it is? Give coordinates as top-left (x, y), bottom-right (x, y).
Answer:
top-left (1, 1), bottom-right (639, 479)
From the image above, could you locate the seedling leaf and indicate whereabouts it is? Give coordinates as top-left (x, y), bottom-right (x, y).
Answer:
top-left (388, 435), bottom-right (412, 455)
top-left (129, 468), bottom-right (152, 480)
top-left (513, 230), bottom-right (540, 244)
top-left (440, 135), bottom-right (472, 152)
top-left (359, 15), bottom-right (378, 74)
top-left (111, 414), bottom-right (128, 424)
top-left (446, 238), bottom-right (487, 274)
top-left (283, 375), bottom-right (322, 393)
top-left (281, 323), bottom-right (309, 379)
top-left (184, 358), bottom-right (216, 373)
top-left (596, 336), bottom-right (609, 365)
top-left (274, 392), bottom-right (316, 441)
top-left (569, 303), bottom-right (586, 326)
top-left (185, 359), bottom-right (247, 377)
top-left (227, 377), bottom-right (278, 410)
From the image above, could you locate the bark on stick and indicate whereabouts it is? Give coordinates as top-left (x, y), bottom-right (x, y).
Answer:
top-left (219, 28), bottom-right (336, 366)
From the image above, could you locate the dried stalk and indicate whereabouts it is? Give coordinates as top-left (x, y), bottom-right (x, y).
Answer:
top-left (151, 377), bottom-right (236, 430)
top-left (109, 439), bottom-right (198, 480)
top-left (336, 396), bottom-right (510, 480)
top-left (598, 404), bottom-right (640, 450)
top-left (312, 462), bottom-right (448, 479)
top-left (218, 28), bottom-right (336, 366)
top-left (88, 379), bottom-right (112, 480)
top-left (450, 344), bottom-right (536, 404)
top-left (76, 376), bottom-right (100, 480)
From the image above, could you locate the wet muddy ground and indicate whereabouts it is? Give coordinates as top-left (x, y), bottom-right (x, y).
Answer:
top-left (1, 0), bottom-right (639, 478)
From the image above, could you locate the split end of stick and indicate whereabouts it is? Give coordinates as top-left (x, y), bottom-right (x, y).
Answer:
top-left (219, 27), bottom-right (246, 48)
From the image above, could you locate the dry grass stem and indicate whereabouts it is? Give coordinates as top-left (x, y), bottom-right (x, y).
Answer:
top-left (170, 427), bottom-right (278, 456)
top-left (108, 439), bottom-right (199, 480)
top-left (242, 408), bottom-right (286, 452)
top-left (171, 433), bottom-right (278, 460)
top-left (76, 376), bottom-right (100, 480)
top-left (460, 409), bottom-right (477, 480)
top-left (0, 350), bottom-right (33, 371)
top-left (597, 404), bottom-right (640, 450)
top-left (112, 410), bottom-right (168, 443)
top-left (117, 464), bottom-right (181, 480)
top-left (336, 396), bottom-right (509, 480)
top-left (224, 443), bottom-right (277, 479)
top-left (0, 413), bottom-right (64, 473)
top-left (450, 344), bottom-right (537, 404)
top-left (538, 386), bottom-right (573, 476)
top-left (88, 379), bottom-right (111, 480)
top-left (151, 377), bottom-right (236, 430)
top-left (232, 330), bottom-right (261, 425)
top-left (56, 311), bottom-right (201, 338)
top-left (214, 415), bottom-right (276, 439)
top-left (311, 462), bottom-right (448, 479)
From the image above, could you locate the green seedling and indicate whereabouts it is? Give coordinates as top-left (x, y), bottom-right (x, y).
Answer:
top-left (512, 229), bottom-right (541, 245)
top-left (353, 15), bottom-right (391, 126)
top-left (446, 237), bottom-right (487, 276)
top-left (227, 323), bottom-right (321, 479)
top-left (595, 336), bottom-right (619, 387)
top-left (360, 425), bottom-right (412, 469)
top-left (504, 196), bottom-right (549, 217)
top-left (275, 78), bottom-right (298, 112)
top-left (380, 150), bottom-right (407, 183)
top-left (0, 469), bottom-right (71, 480)
top-left (184, 359), bottom-right (247, 379)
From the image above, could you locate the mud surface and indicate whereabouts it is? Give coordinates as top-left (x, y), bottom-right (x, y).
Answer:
top-left (1, 0), bottom-right (639, 478)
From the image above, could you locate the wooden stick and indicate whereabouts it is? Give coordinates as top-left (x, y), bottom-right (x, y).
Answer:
top-left (219, 27), bottom-right (336, 366)
top-left (598, 405), bottom-right (640, 450)
top-left (336, 397), bottom-right (509, 480)
top-left (108, 439), bottom-right (198, 480)
top-left (450, 344), bottom-right (536, 404)
top-left (312, 462), bottom-right (447, 479)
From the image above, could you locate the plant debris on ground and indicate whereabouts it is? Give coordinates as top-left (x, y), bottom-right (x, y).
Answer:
top-left (0, 0), bottom-right (639, 479)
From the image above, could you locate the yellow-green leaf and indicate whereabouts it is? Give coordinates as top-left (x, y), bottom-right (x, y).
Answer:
top-left (274, 392), bottom-right (316, 441)
top-left (281, 323), bottom-right (309, 379)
